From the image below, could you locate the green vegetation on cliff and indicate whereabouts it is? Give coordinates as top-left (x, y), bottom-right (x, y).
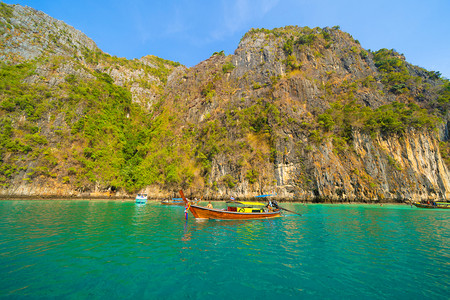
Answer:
top-left (0, 57), bottom-right (189, 192)
top-left (318, 101), bottom-right (439, 141)
top-left (1, 3), bottom-right (449, 199)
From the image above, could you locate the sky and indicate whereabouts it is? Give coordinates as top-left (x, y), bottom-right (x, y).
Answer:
top-left (3, 0), bottom-right (450, 78)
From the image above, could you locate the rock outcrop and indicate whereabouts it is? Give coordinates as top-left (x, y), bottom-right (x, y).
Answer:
top-left (0, 5), bottom-right (449, 202)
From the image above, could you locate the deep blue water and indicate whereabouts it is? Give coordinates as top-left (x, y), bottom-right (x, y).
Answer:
top-left (0, 200), bottom-right (448, 299)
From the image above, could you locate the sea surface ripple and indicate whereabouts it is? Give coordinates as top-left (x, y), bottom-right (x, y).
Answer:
top-left (0, 200), bottom-right (448, 299)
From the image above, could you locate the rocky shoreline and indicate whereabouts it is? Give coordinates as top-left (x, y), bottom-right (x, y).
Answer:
top-left (0, 194), bottom-right (412, 205)
top-left (0, 195), bottom-right (134, 201)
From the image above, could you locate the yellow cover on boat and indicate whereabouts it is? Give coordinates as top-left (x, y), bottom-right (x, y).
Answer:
top-left (234, 201), bottom-right (266, 206)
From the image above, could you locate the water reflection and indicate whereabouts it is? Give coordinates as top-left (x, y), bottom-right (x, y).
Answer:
top-left (182, 221), bottom-right (191, 242)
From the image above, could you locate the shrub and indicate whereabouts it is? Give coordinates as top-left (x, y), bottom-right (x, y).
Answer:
top-left (285, 54), bottom-right (301, 71)
top-left (297, 34), bottom-right (316, 45)
top-left (253, 82), bottom-right (262, 89)
top-left (24, 133), bottom-right (48, 146)
top-left (213, 50), bottom-right (225, 56)
top-left (283, 39), bottom-right (294, 55)
top-left (318, 113), bottom-right (335, 131)
top-left (222, 174), bottom-right (237, 188)
top-left (245, 170), bottom-right (258, 184)
top-left (222, 61), bottom-right (235, 73)
top-left (360, 50), bottom-right (368, 59)
top-left (0, 99), bottom-right (15, 111)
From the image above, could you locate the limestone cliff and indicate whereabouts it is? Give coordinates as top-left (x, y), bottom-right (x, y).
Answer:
top-left (163, 26), bottom-right (450, 201)
top-left (1, 4), bottom-right (449, 202)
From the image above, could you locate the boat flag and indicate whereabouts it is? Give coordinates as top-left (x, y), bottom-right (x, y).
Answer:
top-left (184, 202), bottom-right (191, 220)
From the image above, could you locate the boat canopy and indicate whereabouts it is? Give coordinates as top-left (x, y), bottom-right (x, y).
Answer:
top-left (255, 194), bottom-right (276, 198)
top-left (227, 201), bottom-right (266, 206)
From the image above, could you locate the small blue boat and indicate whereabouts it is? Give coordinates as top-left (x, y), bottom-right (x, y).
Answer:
top-left (135, 194), bottom-right (148, 204)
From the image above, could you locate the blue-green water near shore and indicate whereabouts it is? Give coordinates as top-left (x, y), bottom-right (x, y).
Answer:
top-left (0, 200), bottom-right (448, 299)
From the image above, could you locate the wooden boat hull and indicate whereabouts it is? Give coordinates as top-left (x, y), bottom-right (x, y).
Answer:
top-left (188, 204), bottom-right (281, 220)
top-left (413, 202), bottom-right (450, 209)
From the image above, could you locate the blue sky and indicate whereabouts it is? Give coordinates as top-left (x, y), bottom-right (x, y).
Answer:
top-left (4, 0), bottom-right (450, 78)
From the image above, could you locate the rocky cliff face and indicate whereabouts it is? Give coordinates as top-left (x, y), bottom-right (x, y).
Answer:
top-left (0, 5), bottom-right (449, 201)
top-left (163, 26), bottom-right (450, 201)
top-left (0, 4), bottom-right (98, 62)
top-left (272, 129), bottom-right (450, 201)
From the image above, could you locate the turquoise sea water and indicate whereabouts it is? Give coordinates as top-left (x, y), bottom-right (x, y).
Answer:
top-left (0, 200), bottom-right (448, 299)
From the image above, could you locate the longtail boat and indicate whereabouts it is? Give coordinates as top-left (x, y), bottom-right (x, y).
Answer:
top-left (161, 198), bottom-right (185, 206)
top-left (179, 190), bottom-right (281, 220)
top-left (412, 201), bottom-right (450, 209)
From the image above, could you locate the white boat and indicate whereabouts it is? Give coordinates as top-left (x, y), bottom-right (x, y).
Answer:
top-left (135, 194), bottom-right (148, 204)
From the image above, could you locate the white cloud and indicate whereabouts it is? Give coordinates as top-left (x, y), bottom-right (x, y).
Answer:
top-left (260, 0), bottom-right (280, 14)
top-left (212, 0), bottom-right (280, 40)
top-left (127, 1), bottom-right (152, 44)
top-left (165, 6), bottom-right (188, 35)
